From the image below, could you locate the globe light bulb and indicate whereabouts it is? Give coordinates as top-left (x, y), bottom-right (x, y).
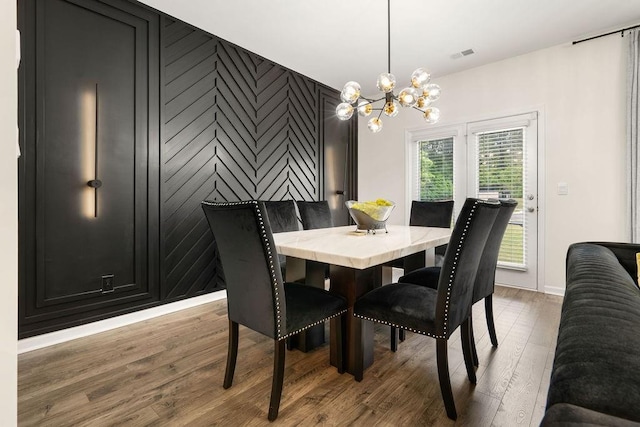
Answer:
top-left (383, 100), bottom-right (399, 117)
top-left (357, 101), bottom-right (373, 117)
top-left (411, 68), bottom-right (431, 88)
top-left (423, 83), bottom-right (441, 101)
top-left (423, 107), bottom-right (441, 124)
top-left (398, 87), bottom-right (419, 107)
top-left (377, 73), bottom-right (396, 93)
top-left (416, 96), bottom-right (432, 111)
top-left (341, 81), bottom-right (361, 104)
top-left (336, 102), bottom-right (354, 120)
top-left (368, 117), bottom-right (383, 132)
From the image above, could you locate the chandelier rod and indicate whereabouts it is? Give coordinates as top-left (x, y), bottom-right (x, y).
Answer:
top-left (387, 0), bottom-right (391, 74)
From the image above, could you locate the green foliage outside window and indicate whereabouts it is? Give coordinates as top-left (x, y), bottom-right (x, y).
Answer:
top-left (419, 138), bottom-right (453, 201)
top-left (419, 129), bottom-right (526, 265)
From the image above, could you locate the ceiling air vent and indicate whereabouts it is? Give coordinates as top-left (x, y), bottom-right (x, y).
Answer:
top-left (451, 48), bottom-right (475, 59)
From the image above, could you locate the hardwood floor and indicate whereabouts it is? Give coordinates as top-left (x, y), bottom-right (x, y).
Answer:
top-left (18, 286), bottom-right (563, 426)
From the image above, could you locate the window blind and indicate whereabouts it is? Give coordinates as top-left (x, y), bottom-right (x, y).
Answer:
top-left (475, 127), bottom-right (525, 267)
top-left (416, 137), bottom-right (454, 201)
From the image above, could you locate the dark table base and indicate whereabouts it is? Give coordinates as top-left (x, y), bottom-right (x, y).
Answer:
top-left (284, 251), bottom-right (427, 377)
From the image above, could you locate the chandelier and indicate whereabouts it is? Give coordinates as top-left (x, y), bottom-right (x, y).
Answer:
top-left (335, 0), bottom-right (441, 133)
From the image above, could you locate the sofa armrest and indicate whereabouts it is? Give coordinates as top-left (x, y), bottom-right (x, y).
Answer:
top-left (584, 241), bottom-right (640, 281)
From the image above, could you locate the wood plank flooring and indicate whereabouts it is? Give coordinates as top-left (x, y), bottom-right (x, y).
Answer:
top-left (18, 286), bottom-right (563, 426)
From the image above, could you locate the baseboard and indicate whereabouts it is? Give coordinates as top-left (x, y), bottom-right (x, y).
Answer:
top-left (544, 285), bottom-right (565, 296)
top-left (494, 281), bottom-right (565, 297)
top-left (18, 291), bottom-right (228, 354)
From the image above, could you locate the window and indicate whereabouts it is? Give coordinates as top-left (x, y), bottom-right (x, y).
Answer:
top-left (416, 137), bottom-right (454, 201)
top-left (408, 125), bottom-right (465, 224)
top-left (407, 112), bottom-right (538, 285)
top-left (474, 127), bottom-right (525, 266)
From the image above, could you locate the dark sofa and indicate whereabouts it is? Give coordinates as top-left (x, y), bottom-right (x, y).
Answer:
top-left (541, 242), bottom-right (640, 426)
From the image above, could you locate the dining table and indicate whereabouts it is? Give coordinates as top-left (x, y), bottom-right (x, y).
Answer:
top-left (272, 224), bottom-right (451, 376)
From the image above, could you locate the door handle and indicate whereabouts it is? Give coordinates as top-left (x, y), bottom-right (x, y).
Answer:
top-left (527, 207), bottom-right (535, 213)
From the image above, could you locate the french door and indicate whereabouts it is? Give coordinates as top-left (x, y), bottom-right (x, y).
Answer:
top-left (409, 112), bottom-right (538, 290)
top-left (467, 113), bottom-right (538, 290)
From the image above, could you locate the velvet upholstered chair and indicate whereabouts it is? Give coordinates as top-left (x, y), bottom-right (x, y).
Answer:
top-left (296, 200), bottom-right (334, 230)
top-left (399, 199), bottom-right (517, 365)
top-left (409, 200), bottom-right (455, 262)
top-left (263, 200), bottom-right (299, 233)
top-left (263, 200), bottom-right (299, 277)
top-left (296, 200), bottom-right (333, 280)
top-left (391, 200), bottom-right (455, 349)
top-left (353, 198), bottom-right (500, 420)
top-left (201, 200), bottom-right (347, 421)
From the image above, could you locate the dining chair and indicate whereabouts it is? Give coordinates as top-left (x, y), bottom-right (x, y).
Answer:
top-left (353, 198), bottom-right (500, 420)
top-left (201, 200), bottom-right (347, 421)
top-left (398, 198), bottom-right (518, 366)
top-left (263, 200), bottom-right (299, 277)
top-left (296, 200), bottom-right (334, 230)
top-left (296, 200), bottom-right (333, 280)
top-left (390, 200), bottom-right (455, 349)
top-left (410, 200), bottom-right (455, 264)
top-left (263, 200), bottom-right (299, 233)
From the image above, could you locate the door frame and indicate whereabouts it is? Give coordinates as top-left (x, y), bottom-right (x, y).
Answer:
top-left (405, 105), bottom-right (546, 292)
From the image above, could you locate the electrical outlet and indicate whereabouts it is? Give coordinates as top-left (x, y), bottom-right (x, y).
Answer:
top-left (101, 274), bottom-right (114, 293)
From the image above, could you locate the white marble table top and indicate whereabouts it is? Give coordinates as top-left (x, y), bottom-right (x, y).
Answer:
top-left (272, 225), bottom-right (451, 270)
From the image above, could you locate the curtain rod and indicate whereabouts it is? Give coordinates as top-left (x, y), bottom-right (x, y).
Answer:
top-left (573, 23), bottom-right (640, 45)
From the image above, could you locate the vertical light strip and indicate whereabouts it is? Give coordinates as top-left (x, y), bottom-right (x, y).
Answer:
top-left (81, 86), bottom-right (96, 218)
top-left (94, 83), bottom-right (99, 218)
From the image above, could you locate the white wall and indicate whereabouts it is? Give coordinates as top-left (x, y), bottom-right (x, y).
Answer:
top-left (358, 36), bottom-right (628, 293)
top-left (0, 0), bottom-right (18, 424)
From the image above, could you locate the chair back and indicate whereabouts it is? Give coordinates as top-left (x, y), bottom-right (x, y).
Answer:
top-left (297, 200), bottom-right (333, 230)
top-left (263, 200), bottom-right (299, 233)
top-left (473, 199), bottom-right (518, 303)
top-left (435, 198), bottom-right (499, 337)
top-left (409, 200), bottom-right (454, 228)
top-left (201, 200), bottom-right (286, 340)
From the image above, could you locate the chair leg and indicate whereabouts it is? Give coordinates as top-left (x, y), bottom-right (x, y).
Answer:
top-left (223, 320), bottom-right (239, 389)
top-left (354, 318), bottom-right (364, 382)
top-left (390, 326), bottom-right (397, 352)
top-left (485, 295), bottom-right (499, 347)
top-left (469, 314), bottom-right (479, 367)
top-left (399, 329), bottom-right (406, 342)
top-left (460, 319), bottom-right (477, 384)
top-left (268, 340), bottom-right (286, 421)
top-left (436, 338), bottom-right (457, 420)
top-left (331, 315), bottom-right (345, 374)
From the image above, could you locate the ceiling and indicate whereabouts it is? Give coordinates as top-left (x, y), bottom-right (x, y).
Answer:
top-left (139, 0), bottom-right (640, 95)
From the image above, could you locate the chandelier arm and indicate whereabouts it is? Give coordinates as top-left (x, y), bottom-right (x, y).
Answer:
top-left (360, 96), bottom-right (386, 104)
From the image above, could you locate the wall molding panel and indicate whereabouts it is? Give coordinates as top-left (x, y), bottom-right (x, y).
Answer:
top-left (19, 0), bottom-right (354, 337)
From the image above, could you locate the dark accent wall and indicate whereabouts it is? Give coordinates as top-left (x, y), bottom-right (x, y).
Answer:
top-left (18, 0), bottom-right (356, 338)
top-left (160, 17), bottom-right (322, 301)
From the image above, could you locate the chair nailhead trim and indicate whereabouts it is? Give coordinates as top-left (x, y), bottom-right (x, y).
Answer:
top-left (280, 310), bottom-right (348, 340)
top-left (441, 200), bottom-right (477, 335)
top-left (353, 313), bottom-right (445, 339)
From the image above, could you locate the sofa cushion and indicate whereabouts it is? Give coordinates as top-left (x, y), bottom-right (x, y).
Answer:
top-left (546, 243), bottom-right (640, 423)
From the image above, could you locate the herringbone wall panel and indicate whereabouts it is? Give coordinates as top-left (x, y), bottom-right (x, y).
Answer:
top-left (161, 18), bottom-right (321, 298)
